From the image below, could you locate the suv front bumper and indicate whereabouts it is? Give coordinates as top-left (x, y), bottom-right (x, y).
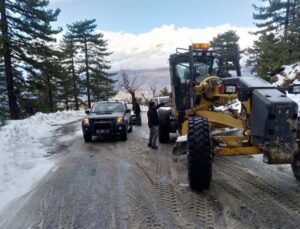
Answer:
top-left (82, 122), bottom-right (126, 136)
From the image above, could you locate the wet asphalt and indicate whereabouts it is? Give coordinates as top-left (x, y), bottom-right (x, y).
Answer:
top-left (0, 115), bottom-right (300, 229)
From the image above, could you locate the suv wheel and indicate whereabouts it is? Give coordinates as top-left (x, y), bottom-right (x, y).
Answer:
top-left (121, 124), bottom-right (128, 141)
top-left (84, 133), bottom-right (92, 143)
top-left (292, 153), bottom-right (300, 181)
top-left (121, 130), bottom-right (128, 141)
top-left (128, 121), bottom-right (133, 133)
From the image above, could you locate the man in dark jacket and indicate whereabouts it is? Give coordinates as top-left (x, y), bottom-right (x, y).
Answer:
top-left (147, 101), bottom-right (164, 149)
top-left (133, 99), bottom-right (141, 125)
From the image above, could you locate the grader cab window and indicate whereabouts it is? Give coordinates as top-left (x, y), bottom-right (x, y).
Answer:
top-left (175, 63), bottom-right (189, 83)
top-left (172, 54), bottom-right (221, 111)
top-left (174, 57), bottom-right (219, 83)
top-left (174, 63), bottom-right (191, 110)
top-left (193, 62), bottom-right (212, 82)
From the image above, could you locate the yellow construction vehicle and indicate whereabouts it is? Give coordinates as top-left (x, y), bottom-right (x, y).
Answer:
top-left (159, 43), bottom-right (300, 190)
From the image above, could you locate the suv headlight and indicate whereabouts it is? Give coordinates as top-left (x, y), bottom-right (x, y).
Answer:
top-left (117, 116), bottom-right (123, 124)
top-left (83, 117), bottom-right (90, 125)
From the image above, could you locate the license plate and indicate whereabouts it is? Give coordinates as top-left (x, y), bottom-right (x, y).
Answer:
top-left (96, 129), bottom-right (109, 134)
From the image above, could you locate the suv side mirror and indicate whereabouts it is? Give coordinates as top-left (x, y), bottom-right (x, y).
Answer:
top-left (85, 109), bottom-right (90, 114)
top-left (126, 109), bottom-right (131, 113)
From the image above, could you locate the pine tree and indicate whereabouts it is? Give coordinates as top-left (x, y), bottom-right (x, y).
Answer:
top-left (159, 87), bottom-right (169, 96)
top-left (55, 61), bottom-right (73, 111)
top-left (287, 0), bottom-right (300, 62)
top-left (24, 43), bottom-right (67, 113)
top-left (210, 30), bottom-right (242, 76)
top-left (67, 19), bottom-right (115, 108)
top-left (246, 33), bottom-right (285, 79)
top-left (253, 0), bottom-right (300, 64)
top-left (60, 35), bottom-right (80, 110)
top-left (89, 72), bottom-right (116, 101)
top-left (253, 0), bottom-right (298, 38)
top-left (247, 0), bottom-right (300, 78)
top-left (0, 0), bottom-right (61, 119)
top-left (0, 40), bottom-right (8, 123)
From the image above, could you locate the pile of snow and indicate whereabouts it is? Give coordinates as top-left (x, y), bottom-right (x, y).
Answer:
top-left (141, 105), bottom-right (149, 112)
top-left (0, 110), bottom-right (83, 211)
top-left (272, 62), bottom-right (300, 111)
top-left (213, 99), bottom-right (242, 113)
top-left (176, 135), bottom-right (187, 142)
top-left (286, 88), bottom-right (300, 111)
top-left (273, 62), bottom-right (300, 87)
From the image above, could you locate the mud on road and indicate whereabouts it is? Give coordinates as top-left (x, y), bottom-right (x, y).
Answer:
top-left (0, 118), bottom-right (300, 229)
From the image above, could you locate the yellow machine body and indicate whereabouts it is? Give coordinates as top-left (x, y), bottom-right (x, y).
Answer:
top-left (178, 76), bottom-right (262, 157)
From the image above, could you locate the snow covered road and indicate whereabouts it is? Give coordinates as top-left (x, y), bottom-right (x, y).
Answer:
top-left (0, 114), bottom-right (299, 228)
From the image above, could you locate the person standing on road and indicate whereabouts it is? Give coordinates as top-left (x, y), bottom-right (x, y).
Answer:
top-left (133, 99), bottom-right (141, 125)
top-left (147, 101), bottom-right (164, 149)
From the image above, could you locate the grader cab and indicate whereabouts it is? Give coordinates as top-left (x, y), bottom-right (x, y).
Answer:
top-left (161, 43), bottom-right (300, 190)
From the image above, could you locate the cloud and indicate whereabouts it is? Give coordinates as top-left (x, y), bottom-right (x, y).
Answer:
top-left (100, 24), bottom-right (257, 71)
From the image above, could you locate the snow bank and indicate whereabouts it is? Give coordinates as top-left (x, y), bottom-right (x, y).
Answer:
top-left (213, 99), bottom-right (242, 113)
top-left (273, 62), bottom-right (300, 87)
top-left (0, 110), bottom-right (83, 211)
top-left (141, 105), bottom-right (149, 112)
top-left (272, 62), bottom-right (300, 112)
top-left (176, 135), bottom-right (187, 142)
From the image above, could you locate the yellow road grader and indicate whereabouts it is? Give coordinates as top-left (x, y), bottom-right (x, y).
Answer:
top-left (158, 43), bottom-right (300, 190)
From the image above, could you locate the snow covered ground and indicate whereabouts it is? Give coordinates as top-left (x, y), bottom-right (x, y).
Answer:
top-left (0, 111), bottom-right (83, 211)
top-left (273, 62), bottom-right (300, 111)
top-left (273, 62), bottom-right (300, 87)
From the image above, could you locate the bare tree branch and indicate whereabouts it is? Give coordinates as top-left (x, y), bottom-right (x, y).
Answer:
top-left (119, 71), bottom-right (142, 103)
top-left (150, 85), bottom-right (156, 99)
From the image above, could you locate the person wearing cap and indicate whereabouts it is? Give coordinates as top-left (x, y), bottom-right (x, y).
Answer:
top-left (147, 101), bottom-right (164, 149)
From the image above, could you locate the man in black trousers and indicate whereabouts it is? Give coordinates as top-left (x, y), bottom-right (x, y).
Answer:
top-left (147, 101), bottom-right (164, 149)
top-left (133, 99), bottom-right (141, 125)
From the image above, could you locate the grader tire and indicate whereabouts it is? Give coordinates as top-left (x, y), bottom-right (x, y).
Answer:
top-left (158, 110), bottom-right (170, 143)
top-left (187, 117), bottom-right (212, 190)
top-left (292, 153), bottom-right (300, 181)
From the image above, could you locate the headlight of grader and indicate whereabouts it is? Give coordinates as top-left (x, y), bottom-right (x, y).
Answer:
top-left (292, 84), bottom-right (300, 94)
top-left (224, 85), bottom-right (237, 94)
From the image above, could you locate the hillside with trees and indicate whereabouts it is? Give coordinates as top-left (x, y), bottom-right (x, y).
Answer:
top-left (246, 0), bottom-right (300, 80)
top-left (1, 0), bottom-right (300, 122)
top-left (0, 0), bottom-right (115, 120)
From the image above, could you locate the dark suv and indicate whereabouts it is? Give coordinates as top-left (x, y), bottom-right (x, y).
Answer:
top-left (82, 101), bottom-right (132, 142)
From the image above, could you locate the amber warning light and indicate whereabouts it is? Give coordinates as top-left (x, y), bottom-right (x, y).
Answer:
top-left (192, 43), bottom-right (210, 49)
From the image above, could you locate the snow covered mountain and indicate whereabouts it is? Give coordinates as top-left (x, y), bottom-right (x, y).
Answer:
top-left (114, 67), bottom-right (170, 90)
top-left (113, 62), bottom-right (254, 100)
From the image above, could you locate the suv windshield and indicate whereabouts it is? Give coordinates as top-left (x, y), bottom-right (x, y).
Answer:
top-left (91, 102), bottom-right (125, 113)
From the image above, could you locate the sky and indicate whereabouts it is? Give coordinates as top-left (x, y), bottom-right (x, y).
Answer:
top-left (49, 0), bottom-right (260, 70)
